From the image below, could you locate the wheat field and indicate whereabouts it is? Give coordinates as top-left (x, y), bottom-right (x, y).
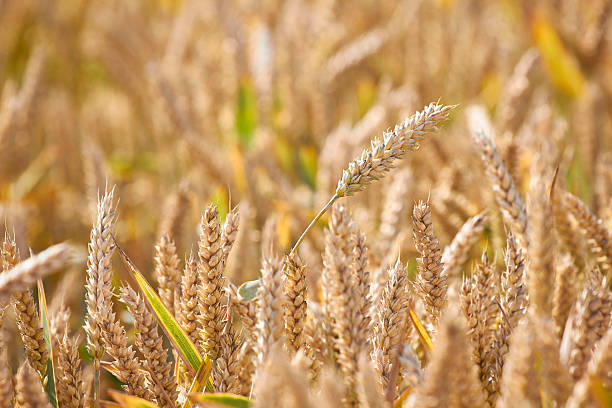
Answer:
top-left (0, 0), bottom-right (611, 407)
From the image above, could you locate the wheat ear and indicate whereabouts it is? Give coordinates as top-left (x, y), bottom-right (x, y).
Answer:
top-left (290, 102), bottom-right (454, 256)
top-left (441, 212), bottom-right (487, 278)
top-left (552, 254), bottom-right (578, 339)
top-left (56, 326), bottom-right (85, 408)
top-left (470, 128), bottom-right (529, 250)
top-left (177, 252), bottom-right (199, 345)
top-left (154, 233), bottom-right (181, 316)
top-left (562, 191), bottom-right (612, 276)
top-left (212, 322), bottom-right (244, 394)
top-left (15, 361), bottom-right (52, 408)
top-left (197, 204), bottom-right (226, 360)
top-left (120, 286), bottom-right (178, 407)
top-left (372, 259), bottom-right (410, 390)
top-left (283, 253), bottom-right (308, 354)
top-left (0, 243), bottom-right (71, 303)
top-left (2, 236), bottom-right (48, 380)
top-left (412, 201), bottom-right (447, 327)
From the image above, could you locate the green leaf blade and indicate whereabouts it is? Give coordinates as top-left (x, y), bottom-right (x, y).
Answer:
top-left (189, 393), bottom-right (251, 408)
top-left (38, 279), bottom-right (58, 408)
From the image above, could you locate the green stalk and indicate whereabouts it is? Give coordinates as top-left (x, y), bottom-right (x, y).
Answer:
top-left (289, 194), bottom-right (338, 256)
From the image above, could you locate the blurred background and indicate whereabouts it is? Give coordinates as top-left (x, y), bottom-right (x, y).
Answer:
top-left (0, 0), bottom-right (611, 310)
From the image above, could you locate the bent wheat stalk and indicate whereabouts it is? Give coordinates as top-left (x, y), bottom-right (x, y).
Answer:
top-left (290, 102), bottom-right (454, 256)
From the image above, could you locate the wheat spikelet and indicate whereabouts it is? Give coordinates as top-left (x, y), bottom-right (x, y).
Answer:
top-left (177, 252), bottom-right (199, 345)
top-left (284, 253), bottom-right (308, 354)
top-left (412, 201), bottom-right (447, 327)
top-left (552, 254), bottom-right (578, 339)
top-left (526, 169), bottom-right (554, 316)
top-left (84, 187), bottom-right (117, 360)
top-left (413, 304), bottom-right (486, 408)
top-left (2, 236), bottom-right (48, 380)
top-left (56, 326), bottom-right (85, 408)
top-left (0, 243), bottom-right (72, 303)
top-left (335, 102), bottom-right (454, 198)
top-left (154, 234), bottom-right (181, 316)
top-left (562, 190), bottom-right (612, 276)
top-left (120, 286), bottom-right (178, 407)
top-left (566, 271), bottom-right (612, 380)
top-left (254, 253), bottom-right (285, 371)
top-left (197, 204), bottom-right (226, 360)
top-left (441, 212), bottom-right (487, 278)
top-left (212, 323), bottom-right (244, 394)
top-left (470, 128), bottom-right (529, 250)
top-left (0, 331), bottom-right (13, 406)
top-left (372, 259), bottom-right (410, 390)
top-left (15, 361), bottom-right (52, 408)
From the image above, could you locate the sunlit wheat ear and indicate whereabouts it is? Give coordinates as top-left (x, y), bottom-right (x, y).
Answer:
top-left (213, 323), bottom-right (244, 394)
top-left (120, 286), bottom-right (178, 407)
top-left (323, 205), bottom-right (370, 399)
top-left (228, 282), bottom-right (257, 335)
top-left (15, 360), bottom-right (52, 408)
top-left (469, 125), bottom-right (529, 251)
top-left (197, 204), bottom-right (226, 360)
top-left (414, 304), bottom-right (487, 408)
top-left (283, 253), bottom-right (308, 354)
top-left (551, 181), bottom-right (585, 271)
top-left (566, 270), bottom-right (611, 380)
top-left (566, 326), bottom-right (612, 408)
top-left (0, 243), bottom-right (72, 303)
top-left (412, 201), bottom-right (447, 327)
top-left (83, 186), bottom-right (117, 361)
top-left (290, 102), bottom-right (454, 256)
top-left (153, 233), bottom-right (181, 316)
top-left (56, 326), bottom-right (85, 408)
top-left (441, 212), bottom-right (487, 278)
top-left (372, 259), bottom-right (410, 390)
top-left (254, 254), bottom-right (285, 372)
top-left (2, 236), bottom-right (47, 380)
top-left (177, 251), bottom-right (199, 345)
top-left (335, 102), bottom-right (454, 198)
top-left (221, 205), bottom-right (240, 259)
top-left (0, 331), bottom-right (13, 406)
top-left (562, 190), bottom-right (612, 276)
